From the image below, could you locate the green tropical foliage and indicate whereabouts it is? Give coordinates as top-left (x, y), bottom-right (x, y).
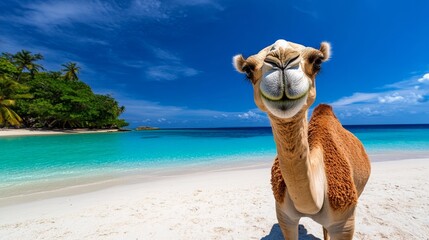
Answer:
top-left (11, 50), bottom-right (44, 80)
top-left (0, 75), bottom-right (31, 127)
top-left (0, 50), bottom-right (128, 129)
top-left (0, 56), bottom-right (19, 75)
top-left (61, 62), bottom-right (80, 81)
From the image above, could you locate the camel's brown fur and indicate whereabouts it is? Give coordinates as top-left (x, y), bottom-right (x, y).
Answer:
top-left (270, 104), bottom-right (369, 210)
top-left (271, 157), bottom-right (286, 203)
top-left (309, 104), bottom-right (358, 210)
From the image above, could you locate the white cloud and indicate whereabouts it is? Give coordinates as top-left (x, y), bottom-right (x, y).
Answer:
top-left (330, 72), bottom-right (429, 121)
top-left (357, 107), bottom-right (382, 116)
top-left (331, 92), bottom-right (379, 106)
top-left (418, 73), bottom-right (429, 83)
top-left (4, 0), bottom-right (222, 32)
top-left (7, 0), bottom-right (114, 31)
top-left (157, 118), bottom-right (167, 122)
top-left (116, 97), bottom-right (268, 126)
top-left (176, 0), bottom-right (224, 10)
top-left (146, 65), bottom-right (199, 81)
top-left (378, 93), bottom-right (404, 103)
top-left (238, 110), bottom-right (264, 119)
top-left (152, 48), bottom-right (181, 62)
top-left (376, 92), bottom-right (426, 104)
top-left (128, 0), bottom-right (168, 19)
top-left (120, 99), bottom-right (183, 118)
top-left (74, 37), bottom-right (110, 46)
top-left (4, 0), bottom-right (170, 32)
top-left (140, 47), bottom-right (200, 81)
top-left (120, 60), bottom-right (149, 69)
top-left (119, 45), bottom-right (198, 81)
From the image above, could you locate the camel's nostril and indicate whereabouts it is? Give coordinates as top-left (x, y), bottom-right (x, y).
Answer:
top-left (265, 56), bottom-right (283, 69)
top-left (265, 51), bottom-right (300, 70)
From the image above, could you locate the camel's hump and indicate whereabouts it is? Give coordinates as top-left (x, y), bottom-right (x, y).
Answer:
top-left (312, 104), bottom-right (335, 117)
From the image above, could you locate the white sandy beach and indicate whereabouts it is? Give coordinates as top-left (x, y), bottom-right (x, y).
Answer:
top-left (0, 128), bottom-right (120, 137)
top-left (0, 158), bottom-right (428, 239)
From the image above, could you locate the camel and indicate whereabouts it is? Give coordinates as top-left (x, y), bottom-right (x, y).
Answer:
top-left (232, 39), bottom-right (371, 240)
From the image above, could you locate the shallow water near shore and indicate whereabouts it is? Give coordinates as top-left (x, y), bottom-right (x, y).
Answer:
top-left (1, 125), bottom-right (429, 199)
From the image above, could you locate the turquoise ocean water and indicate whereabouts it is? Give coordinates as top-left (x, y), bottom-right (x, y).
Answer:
top-left (1, 125), bottom-right (429, 196)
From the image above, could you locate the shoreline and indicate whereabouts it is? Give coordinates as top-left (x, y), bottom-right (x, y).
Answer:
top-left (0, 157), bottom-right (428, 239)
top-left (0, 156), bottom-right (275, 207)
top-left (0, 128), bottom-right (121, 137)
top-left (0, 152), bottom-right (428, 207)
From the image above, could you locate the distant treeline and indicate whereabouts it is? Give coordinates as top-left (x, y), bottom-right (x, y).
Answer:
top-left (0, 50), bottom-right (128, 129)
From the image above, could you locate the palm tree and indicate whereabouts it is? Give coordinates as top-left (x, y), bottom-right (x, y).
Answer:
top-left (1, 52), bottom-right (14, 61)
top-left (0, 75), bottom-right (32, 127)
top-left (61, 62), bottom-right (80, 81)
top-left (0, 98), bottom-right (22, 127)
top-left (12, 50), bottom-right (44, 81)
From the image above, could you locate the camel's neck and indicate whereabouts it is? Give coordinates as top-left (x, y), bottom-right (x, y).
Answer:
top-left (270, 111), bottom-right (325, 214)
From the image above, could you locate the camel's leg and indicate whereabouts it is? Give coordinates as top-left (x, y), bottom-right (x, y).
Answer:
top-left (326, 213), bottom-right (355, 240)
top-left (276, 204), bottom-right (299, 240)
top-left (323, 227), bottom-right (330, 240)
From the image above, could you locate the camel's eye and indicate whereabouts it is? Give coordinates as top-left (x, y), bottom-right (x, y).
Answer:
top-left (312, 57), bottom-right (322, 72)
top-left (242, 65), bottom-right (251, 74)
top-left (242, 61), bottom-right (256, 74)
top-left (243, 65), bottom-right (252, 78)
top-left (314, 58), bottom-right (322, 65)
top-left (241, 65), bottom-right (254, 80)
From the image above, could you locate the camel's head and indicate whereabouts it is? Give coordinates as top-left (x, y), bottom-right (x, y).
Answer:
top-left (233, 39), bottom-right (330, 119)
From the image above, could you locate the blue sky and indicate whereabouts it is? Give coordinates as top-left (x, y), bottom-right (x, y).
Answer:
top-left (1, 0), bottom-right (429, 128)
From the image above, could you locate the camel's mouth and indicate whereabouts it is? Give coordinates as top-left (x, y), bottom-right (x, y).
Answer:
top-left (261, 93), bottom-right (308, 118)
top-left (259, 65), bottom-right (310, 118)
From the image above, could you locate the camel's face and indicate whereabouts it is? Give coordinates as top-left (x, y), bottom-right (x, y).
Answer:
top-left (233, 39), bottom-right (330, 119)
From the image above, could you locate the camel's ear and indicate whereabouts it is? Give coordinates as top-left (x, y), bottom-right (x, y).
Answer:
top-left (319, 42), bottom-right (331, 62)
top-left (233, 54), bottom-right (246, 73)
